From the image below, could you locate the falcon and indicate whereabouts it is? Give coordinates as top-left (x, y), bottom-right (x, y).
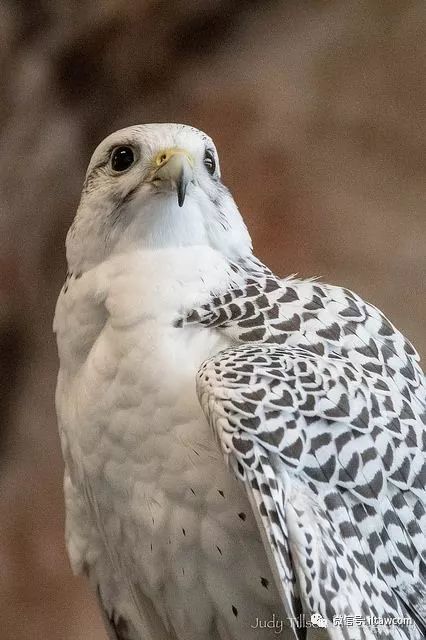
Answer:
top-left (54, 123), bottom-right (426, 640)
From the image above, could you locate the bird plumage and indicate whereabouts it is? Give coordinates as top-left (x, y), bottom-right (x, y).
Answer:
top-left (54, 124), bottom-right (425, 640)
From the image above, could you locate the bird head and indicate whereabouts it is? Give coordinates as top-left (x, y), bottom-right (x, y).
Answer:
top-left (67, 123), bottom-right (252, 271)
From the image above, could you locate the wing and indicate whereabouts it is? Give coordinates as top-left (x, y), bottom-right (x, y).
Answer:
top-left (196, 343), bottom-right (426, 640)
top-left (181, 256), bottom-right (425, 414)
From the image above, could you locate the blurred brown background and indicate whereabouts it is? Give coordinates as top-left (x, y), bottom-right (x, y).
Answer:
top-left (0, 1), bottom-right (425, 638)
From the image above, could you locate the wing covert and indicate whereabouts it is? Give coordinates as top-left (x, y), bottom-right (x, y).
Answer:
top-left (197, 343), bottom-right (426, 640)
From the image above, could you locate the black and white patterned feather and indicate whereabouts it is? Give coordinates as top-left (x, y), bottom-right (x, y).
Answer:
top-left (188, 257), bottom-right (426, 639)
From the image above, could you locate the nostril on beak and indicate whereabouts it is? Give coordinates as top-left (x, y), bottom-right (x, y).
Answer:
top-left (156, 150), bottom-right (174, 167)
top-left (155, 148), bottom-right (194, 168)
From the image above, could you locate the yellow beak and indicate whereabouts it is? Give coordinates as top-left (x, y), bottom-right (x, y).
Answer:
top-left (153, 148), bottom-right (194, 207)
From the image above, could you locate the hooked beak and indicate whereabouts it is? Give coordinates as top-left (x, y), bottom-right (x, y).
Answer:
top-left (152, 148), bottom-right (194, 207)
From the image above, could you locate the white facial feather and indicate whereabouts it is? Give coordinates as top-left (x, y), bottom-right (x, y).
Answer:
top-left (67, 123), bottom-right (252, 272)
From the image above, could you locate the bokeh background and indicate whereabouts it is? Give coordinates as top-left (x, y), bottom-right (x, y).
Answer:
top-left (0, 1), bottom-right (425, 638)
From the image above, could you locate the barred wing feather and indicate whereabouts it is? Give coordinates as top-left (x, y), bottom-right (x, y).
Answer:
top-left (196, 344), bottom-right (426, 640)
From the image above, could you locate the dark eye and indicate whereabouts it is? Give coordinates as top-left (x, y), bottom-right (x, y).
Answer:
top-left (204, 149), bottom-right (216, 175)
top-left (111, 146), bottom-right (135, 172)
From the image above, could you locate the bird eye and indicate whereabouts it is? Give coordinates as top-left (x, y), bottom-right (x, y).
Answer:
top-left (204, 149), bottom-right (216, 175)
top-left (111, 146), bottom-right (135, 172)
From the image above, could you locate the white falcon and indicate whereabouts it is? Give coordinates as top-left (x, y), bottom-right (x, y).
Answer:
top-left (54, 123), bottom-right (426, 640)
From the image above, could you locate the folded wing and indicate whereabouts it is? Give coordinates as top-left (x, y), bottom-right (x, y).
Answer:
top-left (197, 343), bottom-right (426, 640)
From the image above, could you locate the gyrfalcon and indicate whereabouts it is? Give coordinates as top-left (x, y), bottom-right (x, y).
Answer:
top-left (54, 123), bottom-right (426, 640)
